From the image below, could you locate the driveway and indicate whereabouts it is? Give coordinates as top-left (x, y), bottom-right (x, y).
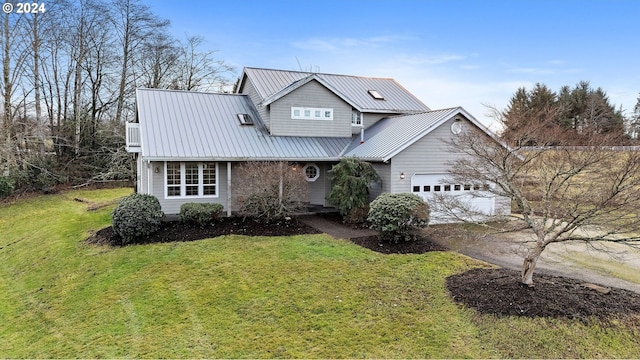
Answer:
top-left (427, 222), bottom-right (640, 293)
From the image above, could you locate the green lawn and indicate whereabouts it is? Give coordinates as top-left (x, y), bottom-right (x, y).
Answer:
top-left (1, 188), bottom-right (639, 358)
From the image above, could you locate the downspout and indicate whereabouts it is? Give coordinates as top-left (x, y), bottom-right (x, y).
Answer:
top-left (227, 162), bottom-right (232, 217)
top-left (360, 127), bottom-right (365, 144)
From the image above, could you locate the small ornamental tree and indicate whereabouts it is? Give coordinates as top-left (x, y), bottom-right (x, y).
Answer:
top-left (367, 193), bottom-right (430, 242)
top-left (233, 161), bottom-right (309, 222)
top-left (446, 115), bottom-right (640, 286)
top-left (327, 157), bottom-right (380, 222)
top-left (112, 193), bottom-right (164, 245)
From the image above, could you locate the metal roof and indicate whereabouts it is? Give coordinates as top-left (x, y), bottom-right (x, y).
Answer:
top-left (135, 88), bottom-right (352, 160)
top-left (241, 67), bottom-right (430, 113)
top-left (344, 108), bottom-right (462, 161)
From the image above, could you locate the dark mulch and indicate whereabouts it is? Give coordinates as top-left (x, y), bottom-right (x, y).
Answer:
top-left (316, 212), bottom-right (448, 254)
top-left (86, 217), bottom-right (321, 246)
top-left (349, 235), bottom-right (448, 254)
top-left (447, 267), bottom-right (640, 320)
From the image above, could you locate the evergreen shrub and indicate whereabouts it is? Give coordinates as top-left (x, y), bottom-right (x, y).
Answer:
top-left (367, 193), bottom-right (430, 242)
top-left (179, 202), bottom-right (224, 226)
top-left (112, 193), bottom-right (164, 245)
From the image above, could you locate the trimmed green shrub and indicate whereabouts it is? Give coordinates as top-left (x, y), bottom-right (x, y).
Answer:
top-left (327, 157), bottom-right (380, 221)
top-left (0, 176), bottom-right (15, 198)
top-left (111, 193), bottom-right (164, 245)
top-left (179, 202), bottom-right (224, 226)
top-left (367, 193), bottom-right (430, 242)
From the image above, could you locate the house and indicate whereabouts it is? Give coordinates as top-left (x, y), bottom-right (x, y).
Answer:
top-left (126, 67), bottom-right (511, 222)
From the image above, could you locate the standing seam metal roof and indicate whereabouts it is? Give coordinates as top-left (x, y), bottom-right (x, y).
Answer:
top-left (344, 108), bottom-right (462, 161)
top-left (242, 67), bottom-right (430, 113)
top-left (136, 88), bottom-right (352, 160)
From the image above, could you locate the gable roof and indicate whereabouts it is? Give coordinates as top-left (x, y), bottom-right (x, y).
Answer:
top-left (239, 67), bottom-right (430, 114)
top-left (135, 88), bottom-right (351, 161)
top-left (344, 107), bottom-right (487, 162)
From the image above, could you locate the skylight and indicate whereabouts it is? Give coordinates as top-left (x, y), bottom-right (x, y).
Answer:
top-left (237, 113), bottom-right (254, 125)
top-left (368, 90), bottom-right (384, 100)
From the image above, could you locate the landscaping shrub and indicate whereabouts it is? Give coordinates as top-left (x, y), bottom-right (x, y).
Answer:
top-left (111, 193), bottom-right (164, 245)
top-left (234, 161), bottom-right (308, 222)
top-left (0, 176), bottom-right (14, 198)
top-left (327, 157), bottom-right (380, 221)
top-left (179, 202), bottom-right (224, 226)
top-left (367, 193), bottom-right (430, 242)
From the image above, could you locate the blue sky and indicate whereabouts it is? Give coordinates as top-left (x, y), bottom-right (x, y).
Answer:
top-left (150, 0), bottom-right (639, 129)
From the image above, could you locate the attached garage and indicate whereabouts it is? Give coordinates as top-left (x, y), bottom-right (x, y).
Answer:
top-left (410, 173), bottom-right (496, 223)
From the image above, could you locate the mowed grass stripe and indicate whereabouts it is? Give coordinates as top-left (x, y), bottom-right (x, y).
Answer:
top-left (1, 188), bottom-right (639, 358)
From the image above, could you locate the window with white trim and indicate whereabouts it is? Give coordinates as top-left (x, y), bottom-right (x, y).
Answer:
top-left (291, 107), bottom-right (333, 120)
top-left (302, 163), bottom-right (320, 182)
top-left (351, 112), bottom-right (363, 126)
top-left (165, 162), bottom-right (218, 198)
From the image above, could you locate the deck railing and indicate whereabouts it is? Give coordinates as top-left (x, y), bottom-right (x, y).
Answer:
top-left (126, 122), bottom-right (141, 151)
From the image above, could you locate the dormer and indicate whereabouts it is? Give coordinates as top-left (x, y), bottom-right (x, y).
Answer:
top-left (236, 67), bottom-right (430, 137)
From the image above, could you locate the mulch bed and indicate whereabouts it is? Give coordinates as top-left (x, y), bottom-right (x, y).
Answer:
top-left (447, 267), bottom-right (640, 320)
top-left (316, 212), bottom-right (448, 254)
top-left (349, 235), bottom-right (448, 254)
top-left (85, 217), bottom-right (321, 246)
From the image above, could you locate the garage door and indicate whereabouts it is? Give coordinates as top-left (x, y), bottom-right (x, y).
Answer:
top-left (411, 174), bottom-right (495, 223)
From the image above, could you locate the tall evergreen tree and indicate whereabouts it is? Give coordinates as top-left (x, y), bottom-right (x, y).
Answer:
top-left (500, 81), bottom-right (627, 145)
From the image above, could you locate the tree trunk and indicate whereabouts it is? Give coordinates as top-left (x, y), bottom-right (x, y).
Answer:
top-left (3, 12), bottom-right (12, 143)
top-left (521, 245), bottom-right (544, 286)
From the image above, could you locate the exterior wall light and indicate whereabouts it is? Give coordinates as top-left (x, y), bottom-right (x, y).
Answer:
top-left (400, 172), bottom-right (405, 180)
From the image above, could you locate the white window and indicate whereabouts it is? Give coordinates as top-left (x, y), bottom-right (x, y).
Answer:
top-left (302, 163), bottom-right (320, 182)
top-left (351, 112), bottom-right (363, 126)
top-left (291, 107), bottom-right (333, 120)
top-left (165, 162), bottom-right (218, 198)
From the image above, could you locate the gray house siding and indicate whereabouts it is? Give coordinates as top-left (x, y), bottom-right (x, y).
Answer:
top-left (389, 117), bottom-right (461, 193)
top-left (388, 117), bottom-right (511, 215)
top-left (241, 77), bottom-right (270, 129)
top-left (369, 162), bottom-right (391, 201)
top-left (269, 80), bottom-right (352, 137)
top-left (305, 162), bottom-right (334, 206)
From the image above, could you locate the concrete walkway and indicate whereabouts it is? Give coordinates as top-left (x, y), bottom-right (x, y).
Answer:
top-left (298, 215), bottom-right (378, 239)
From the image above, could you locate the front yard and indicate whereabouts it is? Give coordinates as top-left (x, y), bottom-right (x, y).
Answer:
top-left (1, 188), bottom-right (639, 358)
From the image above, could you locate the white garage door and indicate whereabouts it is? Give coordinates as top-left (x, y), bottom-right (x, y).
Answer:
top-left (411, 174), bottom-right (495, 223)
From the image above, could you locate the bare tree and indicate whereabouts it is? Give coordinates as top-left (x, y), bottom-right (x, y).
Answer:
top-left (170, 35), bottom-right (233, 92)
top-left (443, 114), bottom-right (640, 286)
top-left (135, 31), bottom-right (180, 89)
top-left (112, 0), bottom-right (169, 123)
top-left (233, 162), bottom-right (309, 221)
top-left (1, 9), bottom-right (28, 149)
